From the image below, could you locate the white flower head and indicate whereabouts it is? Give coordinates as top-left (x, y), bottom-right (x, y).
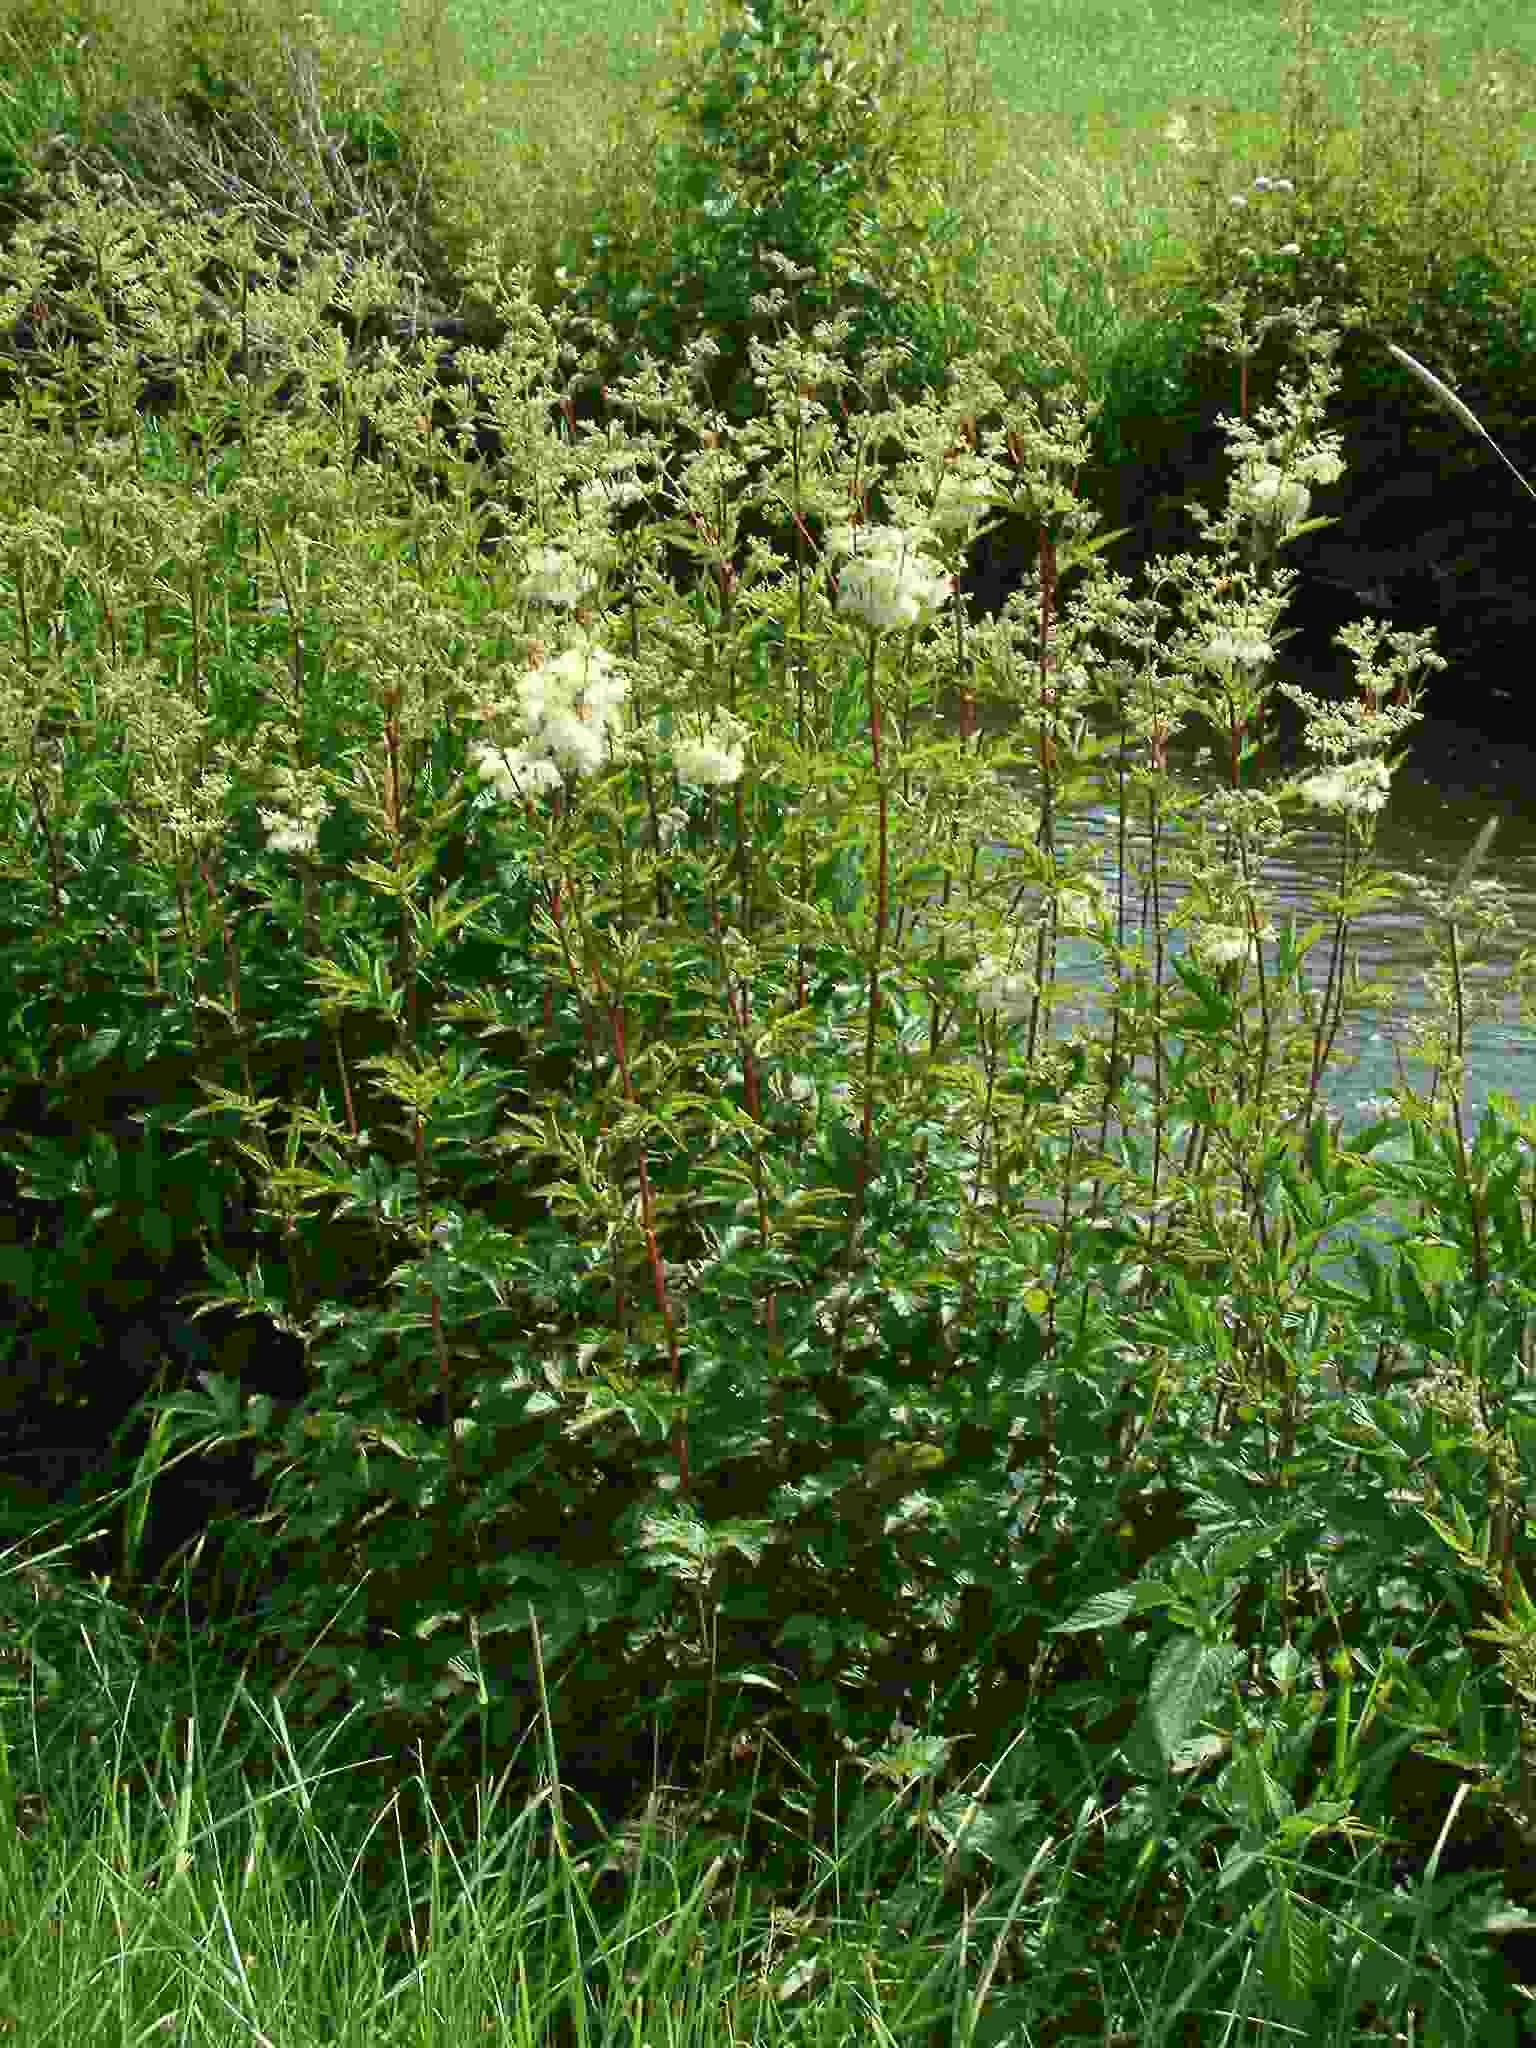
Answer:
top-left (516, 642), bottom-right (630, 771)
top-left (1296, 446), bottom-right (1345, 487)
top-left (652, 803), bottom-right (691, 851)
top-left (824, 521), bottom-right (923, 562)
top-left (516, 666), bottom-right (553, 731)
top-left (827, 524), bottom-right (952, 632)
top-left (260, 810), bottom-right (323, 855)
top-left (1203, 629), bottom-right (1274, 670)
top-left (258, 762), bottom-right (332, 856)
top-left (541, 708), bottom-right (611, 777)
top-left (673, 711), bottom-right (749, 789)
top-left (521, 545), bottom-right (600, 608)
top-left (469, 741), bottom-right (565, 802)
top-left (1237, 461), bottom-right (1311, 532)
top-left (968, 952), bottom-right (1034, 1021)
top-left (1298, 756), bottom-right (1392, 817)
top-left (1192, 920), bottom-right (1276, 969)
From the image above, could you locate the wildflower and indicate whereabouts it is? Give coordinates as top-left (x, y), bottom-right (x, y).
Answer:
top-left (261, 811), bottom-right (323, 855)
top-left (826, 524), bottom-right (952, 632)
top-left (541, 705), bottom-right (612, 778)
top-left (1236, 461), bottom-right (1311, 531)
top-left (1203, 629), bottom-right (1273, 669)
top-left (968, 953), bottom-right (1034, 1021)
top-left (468, 742), bottom-right (564, 802)
top-left (1295, 447), bottom-right (1345, 486)
top-left (519, 641), bottom-right (630, 763)
top-left (1298, 756), bottom-right (1392, 817)
top-left (1192, 921), bottom-right (1274, 969)
top-left (673, 712), bottom-right (748, 789)
top-left (257, 764), bottom-right (331, 856)
top-left (521, 545), bottom-right (600, 608)
top-left (471, 637), bottom-right (632, 799)
top-left (649, 804), bottom-right (691, 851)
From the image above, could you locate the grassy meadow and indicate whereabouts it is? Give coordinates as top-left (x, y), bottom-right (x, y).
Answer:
top-left (0, 1), bottom-right (1535, 2042)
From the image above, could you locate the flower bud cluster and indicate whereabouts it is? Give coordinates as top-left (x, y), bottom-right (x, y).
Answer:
top-left (258, 762), bottom-right (333, 857)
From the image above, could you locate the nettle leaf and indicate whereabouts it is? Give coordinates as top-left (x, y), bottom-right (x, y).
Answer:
top-left (1141, 1634), bottom-right (1242, 1767)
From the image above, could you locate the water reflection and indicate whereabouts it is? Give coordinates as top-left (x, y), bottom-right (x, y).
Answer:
top-left (975, 702), bottom-right (1536, 1525)
top-left (940, 704), bottom-right (1536, 1137)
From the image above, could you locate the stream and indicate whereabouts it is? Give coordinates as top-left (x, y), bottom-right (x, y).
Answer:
top-left (924, 681), bottom-right (1536, 1140)
top-left (900, 664), bottom-right (1536, 1468)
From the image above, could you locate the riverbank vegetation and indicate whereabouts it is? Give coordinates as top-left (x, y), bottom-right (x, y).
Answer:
top-left (2, 0), bottom-right (1536, 2040)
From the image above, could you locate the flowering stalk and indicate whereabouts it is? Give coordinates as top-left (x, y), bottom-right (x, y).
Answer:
top-left (608, 990), bottom-right (688, 1492)
top-left (819, 511), bottom-right (952, 1362)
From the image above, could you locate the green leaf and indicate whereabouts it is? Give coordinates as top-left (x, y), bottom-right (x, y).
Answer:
top-left (1144, 1634), bottom-right (1240, 1765)
top-left (1051, 1587), bottom-right (1145, 1633)
top-left (1202, 1517), bottom-right (1309, 1588)
top-left (1256, 1890), bottom-right (1326, 2011)
top-left (139, 1206), bottom-right (174, 1261)
top-left (0, 1245), bottom-right (34, 1292)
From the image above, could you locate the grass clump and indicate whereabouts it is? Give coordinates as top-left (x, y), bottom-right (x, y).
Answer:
top-left (0, 2), bottom-right (1535, 2042)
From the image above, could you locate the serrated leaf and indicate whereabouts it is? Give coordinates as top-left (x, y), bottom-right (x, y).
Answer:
top-left (1049, 1587), bottom-right (1140, 1633)
top-left (1145, 1634), bottom-right (1238, 1763)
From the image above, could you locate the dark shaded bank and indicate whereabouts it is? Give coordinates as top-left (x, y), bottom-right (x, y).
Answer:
top-left (1037, 327), bottom-right (1536, 733)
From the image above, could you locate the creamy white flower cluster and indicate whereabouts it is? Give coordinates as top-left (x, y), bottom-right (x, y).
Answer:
top-left (1202, 626), bottom-right (1274, 669)
top-left (468, 636), bottom-right (632, 802)
top-left (824, 523), bottom-right (954, 632)
top-left (672, 709), bottom-right (750, 790)
top-left (1191, 919), bottom-right (1277, 969)
top-left (967, 952), bottom-right (1035, 1022)
top-left (521, 544), bottom-right (600, 609)
top-left (966, 879), bottom-right (1109, 1022)
top-left (259, 762), bottom-right (333, 856)
top-left (1233, 445), bottom-right (1345, 536)
top-left (1297, 756), bottom-right (1392, 817)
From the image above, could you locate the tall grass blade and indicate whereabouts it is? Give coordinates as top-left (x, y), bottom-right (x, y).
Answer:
top-left (1387, 342), bottom-right (1536, 504)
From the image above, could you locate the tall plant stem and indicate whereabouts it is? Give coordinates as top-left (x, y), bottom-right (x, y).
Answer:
top-left (832, 624), bottom-right (889, 1374)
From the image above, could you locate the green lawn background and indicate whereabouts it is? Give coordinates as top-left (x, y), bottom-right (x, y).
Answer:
top-left (303, 0), bottom-right (1536, 187)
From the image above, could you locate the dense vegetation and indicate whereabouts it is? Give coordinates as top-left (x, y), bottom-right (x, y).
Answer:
top-left (1, 1), bottom-right (1535, 2041)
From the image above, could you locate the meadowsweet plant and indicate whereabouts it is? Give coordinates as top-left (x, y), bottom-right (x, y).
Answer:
top-left (0, 192), bottom-right (1376, 1654)
top-left (3, 30), bottom-right (1536, 2028)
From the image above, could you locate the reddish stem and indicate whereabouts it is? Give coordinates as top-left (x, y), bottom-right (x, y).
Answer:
top-left (607, 998), bottom-right (687, 1492)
